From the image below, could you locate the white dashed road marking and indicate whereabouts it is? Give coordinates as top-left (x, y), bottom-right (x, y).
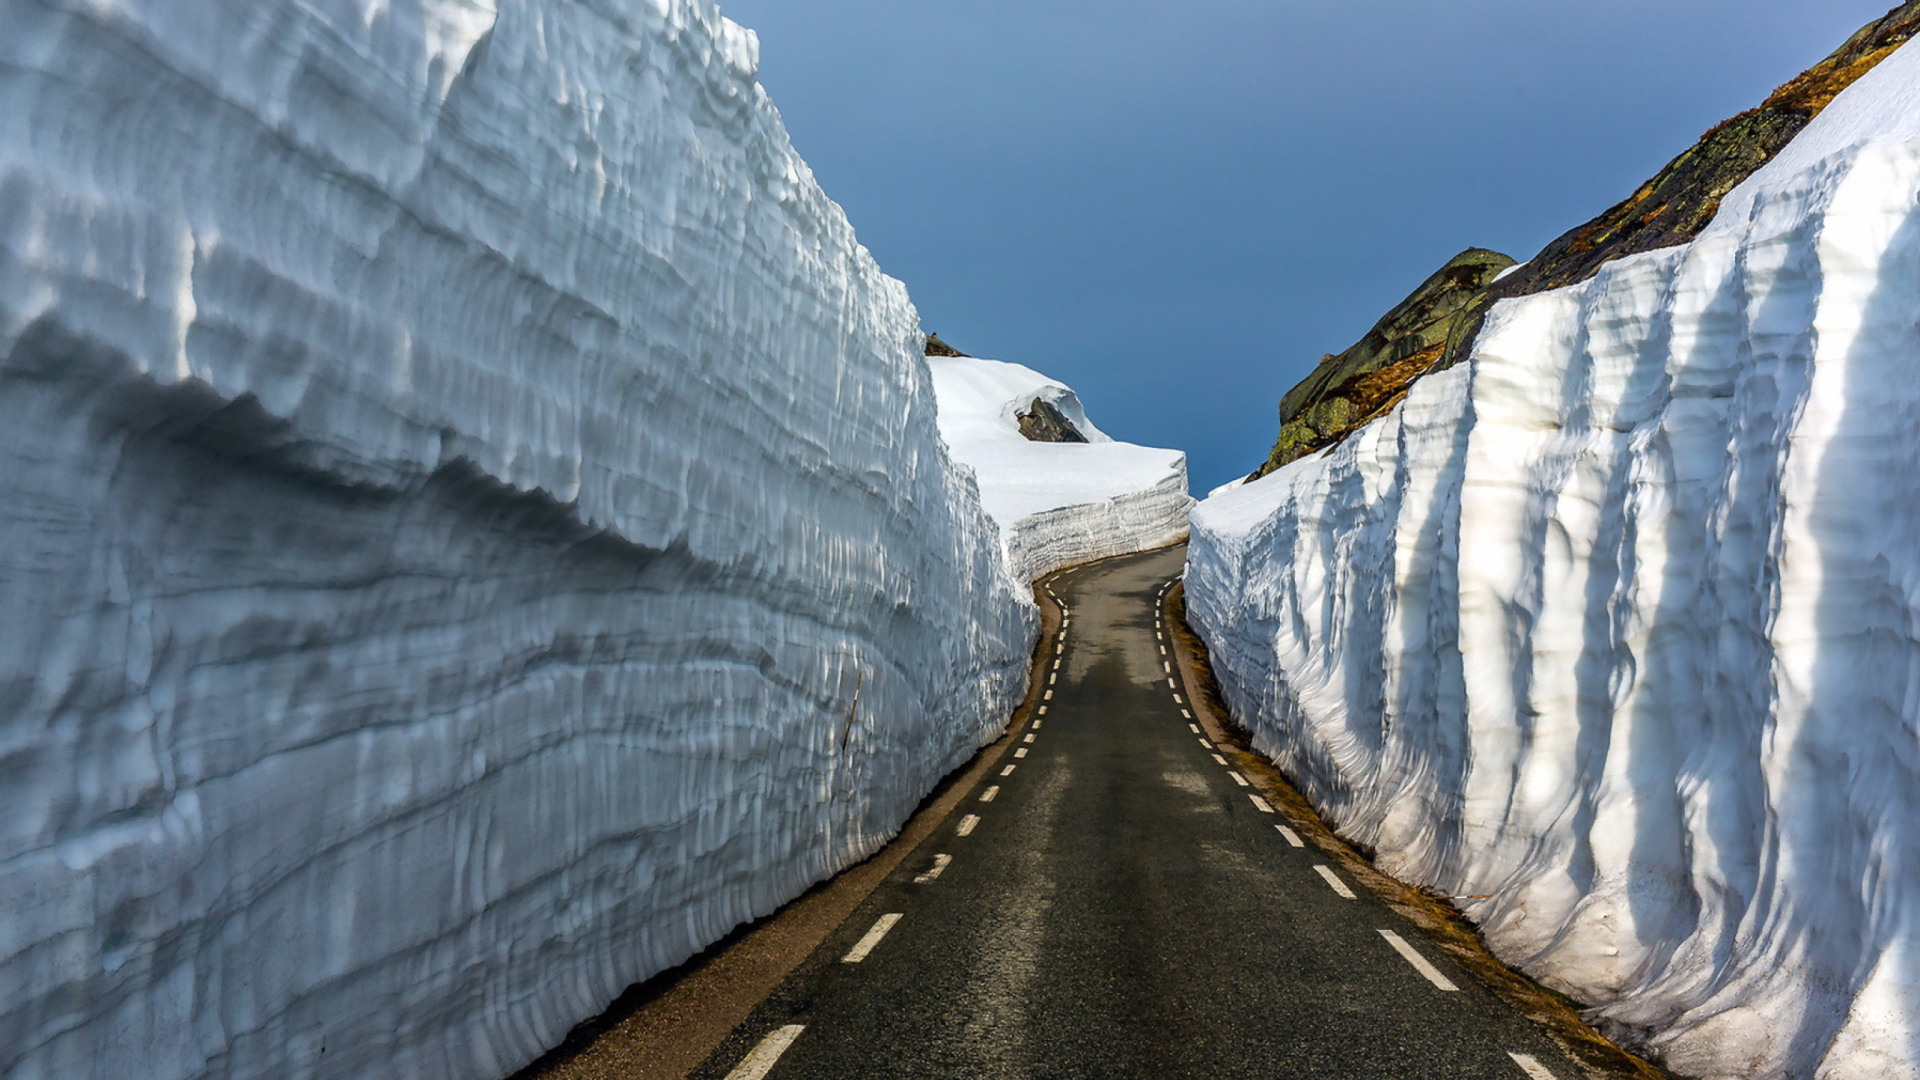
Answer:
top-left (957, 814), bottom-right (980, 836)
top-left (724, 1024), bottom-right (806, 1080)
top-left (1044, 690), bottom-right (1053, 700)
top-left (1198, 738), bottom-right (1212, 748)
top-left (1228, 772), bottom-right (1250, 787)
top-left (1000, 765), bottom-right (1016, 777)
top-left (1173, 693), bottom-right (1183, 704)
top-left (842, 914), bottom-right (903, 963)
top-left (1249, 794), bottom-right (1275, 813)
top-left (1313, 865), bottom-right (1355, 898)
top-left (1211, 754), bottom-right (1228, 766)
top-left (1508, 1052), bottom-right (1559, 1080)
top-left (1276, 825), bottom-right (1305, 847)
top-left (1181, 709), bottom-right (1192, 719)
top-left (1189, 724), bottom-right (1201, 734)
top-left (980, 786), bottom-right (1000, 803)
top-left (1378, 929), bottom-right (1459, 991)
top-left (914, 854), bottom-right (953, 884)
top-left (1023, 733), bottom-right (1036, 743)
top-left (1015, 748), bottom-right (1028, 758)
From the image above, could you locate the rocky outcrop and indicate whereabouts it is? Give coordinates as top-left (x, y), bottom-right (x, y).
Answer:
top-left (924, 332), bottom-right (969, 357)
top-left (1015, 397), bottom-right (1089, 443)
top-left (1255, 0), bottom-right (1920, 478)
top-left (1251, 249), bottom-right (1513, 476)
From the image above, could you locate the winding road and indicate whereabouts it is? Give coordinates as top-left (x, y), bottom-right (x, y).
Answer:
top-left (688, 545), bottom-right (1587, 1080)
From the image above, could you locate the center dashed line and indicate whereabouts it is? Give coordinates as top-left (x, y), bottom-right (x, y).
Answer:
top-left (1228, 772), bottom-right (1250, 787)
top-left (913, 854), bottom-right (953, 884)
top-left (1275, 825), bottom-right (1305, 847)
top-left (957, 814), bottom-right (980, 836)
top-left (1189, 724), bottom-right (1201, 734)
top-left (1378, 929), bottom-right (1459, 991)
top-left (1000, 764), bottom-right (1016, 777)
top-left (724, 1024), bottom-right (806, 1080)
top-left (1508, 1052), bottom-right (1560, 1079)
top-left (1197, 738), bottom-right (1212, 748)
top-left (1211, 754), bottom-right (1228, 766)
top-left (1249, 794), bottom-right (1275, 813)
top-left (842, 914), bottom-right (902, 963)
top-left (1313, 865), bottom-right (1355, 898)
top-left (1023, 733), bottom-right (1036, 743)
top-left (980, 786), bottom-right (1000, 802)
top-left (1015, 748), bottom-right (1028, 758)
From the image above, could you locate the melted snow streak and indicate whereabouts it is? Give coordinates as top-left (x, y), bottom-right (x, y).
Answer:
top-left (1189, 41), bottom-right (1920, 1080)
top-left (0, 2), bottom-right (1031, 1078)
top-left (928, 356), bottom-right (1192, 583)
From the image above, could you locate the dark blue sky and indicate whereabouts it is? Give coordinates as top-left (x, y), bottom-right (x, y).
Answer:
top-left (718, 1), bottom-right (1897, 492)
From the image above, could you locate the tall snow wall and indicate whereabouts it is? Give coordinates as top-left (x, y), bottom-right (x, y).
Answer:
top-left (0, 2), bottom-right (1033, 1078)
top-left (1188, 38), bottom-right (1920, 1080)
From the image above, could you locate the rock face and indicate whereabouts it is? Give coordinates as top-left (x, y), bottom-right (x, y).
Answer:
top-left (1190, 29), bottom-right (1920, 1080)
top-left (927, 356), bottom-right (1191, 584)
top-left (1252, 248), bottom-right (1514, 477)
top-left (0, 3), bottom-right (1032, 1079)
top-left (1255, 1), bottom-right (1920, 478)
top-left (1015, 397), bottom-right (1090, 443)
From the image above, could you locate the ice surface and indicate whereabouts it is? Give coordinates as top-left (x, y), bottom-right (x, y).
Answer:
top-left (0, 2), bottom-right (1033, 1078)
top-left (927, 356), bottom-right (1191, 583)
top-left (1188, 39), bottom-right (1920, 1079)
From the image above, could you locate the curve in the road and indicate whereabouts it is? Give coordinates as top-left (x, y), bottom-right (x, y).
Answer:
top-left (695, 545), bottom-right (1592, 1080)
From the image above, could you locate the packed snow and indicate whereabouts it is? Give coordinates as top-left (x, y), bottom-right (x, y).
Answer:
top-left (928, 356), bottom-right (1191, 583)
top-left (1188, 38), bottom-right (1920, 1080)
top-left (0, 2), bottom-right (1034, 1078)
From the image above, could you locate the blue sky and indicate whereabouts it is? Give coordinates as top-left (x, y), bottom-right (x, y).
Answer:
top-left (718, 1), bottom-right (1898, 492)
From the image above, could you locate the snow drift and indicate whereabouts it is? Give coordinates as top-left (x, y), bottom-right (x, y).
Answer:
top-left (1188, 37), bottom-right (1920, 1080)
top-left (0, 2), bottom-right (1033, 1078)
top-left (928, 356), bottom-right (1191, 583)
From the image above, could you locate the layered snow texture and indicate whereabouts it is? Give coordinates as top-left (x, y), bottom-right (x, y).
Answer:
top-left (927, 356), bottom-right (1191, 584)
top-left (0, 2), bottom-right (1035, 1078)
top-left (1188, 39), bottom-right (1920, 1080)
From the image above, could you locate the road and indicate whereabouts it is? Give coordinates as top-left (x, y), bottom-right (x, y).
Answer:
top-left (689, 545), bottom-right (1584, 1080)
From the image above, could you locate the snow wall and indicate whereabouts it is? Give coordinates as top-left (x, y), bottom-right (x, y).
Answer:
top-left (928, 356), bottom-right (1192, 584)
top-left (1188, 38), bottom-right (1920, 1080)
top-left (0, 2), bottom-right (1035, 1078)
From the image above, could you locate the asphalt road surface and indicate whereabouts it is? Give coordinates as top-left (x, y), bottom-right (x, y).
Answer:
top-left (689, 546), bottom-right (1583, 1080)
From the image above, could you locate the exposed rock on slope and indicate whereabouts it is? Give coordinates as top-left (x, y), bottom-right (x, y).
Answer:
top-left (0, 3), bottom-right (1031, 1079)
top-left (927, 356), bottom-right (1191, 583)
top-left (1192, 22), bottom-right (1920, 1080)
top-left (1256, 0), bottom-right (1920, 477)
top-left (1252, 248), bottom-right (1513, 476)
top-left (1015, 397), bottom-right (1090, 443)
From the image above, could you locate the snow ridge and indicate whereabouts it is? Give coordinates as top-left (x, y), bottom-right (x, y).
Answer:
top-left (0, 2), bottom-right (1031, 1078)
top-left (1188, 39), bottom-right (1920, 1079)
top-left (927, 356), bottom-right (1192, 583)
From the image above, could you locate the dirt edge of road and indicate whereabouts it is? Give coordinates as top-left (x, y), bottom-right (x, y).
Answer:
top-left (512, 574), bottom-right (1072, 1080)
top-left (1161, 581), bottom-right (1675, 1080)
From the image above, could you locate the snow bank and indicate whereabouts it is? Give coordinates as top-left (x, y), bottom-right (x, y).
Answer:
top-left (0, 2), bottom-right (1033, 1078)
top-left (1188, 38), bottom-right (1920, 1079)
top-left (928, 356), bottom-right (1191, 583)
